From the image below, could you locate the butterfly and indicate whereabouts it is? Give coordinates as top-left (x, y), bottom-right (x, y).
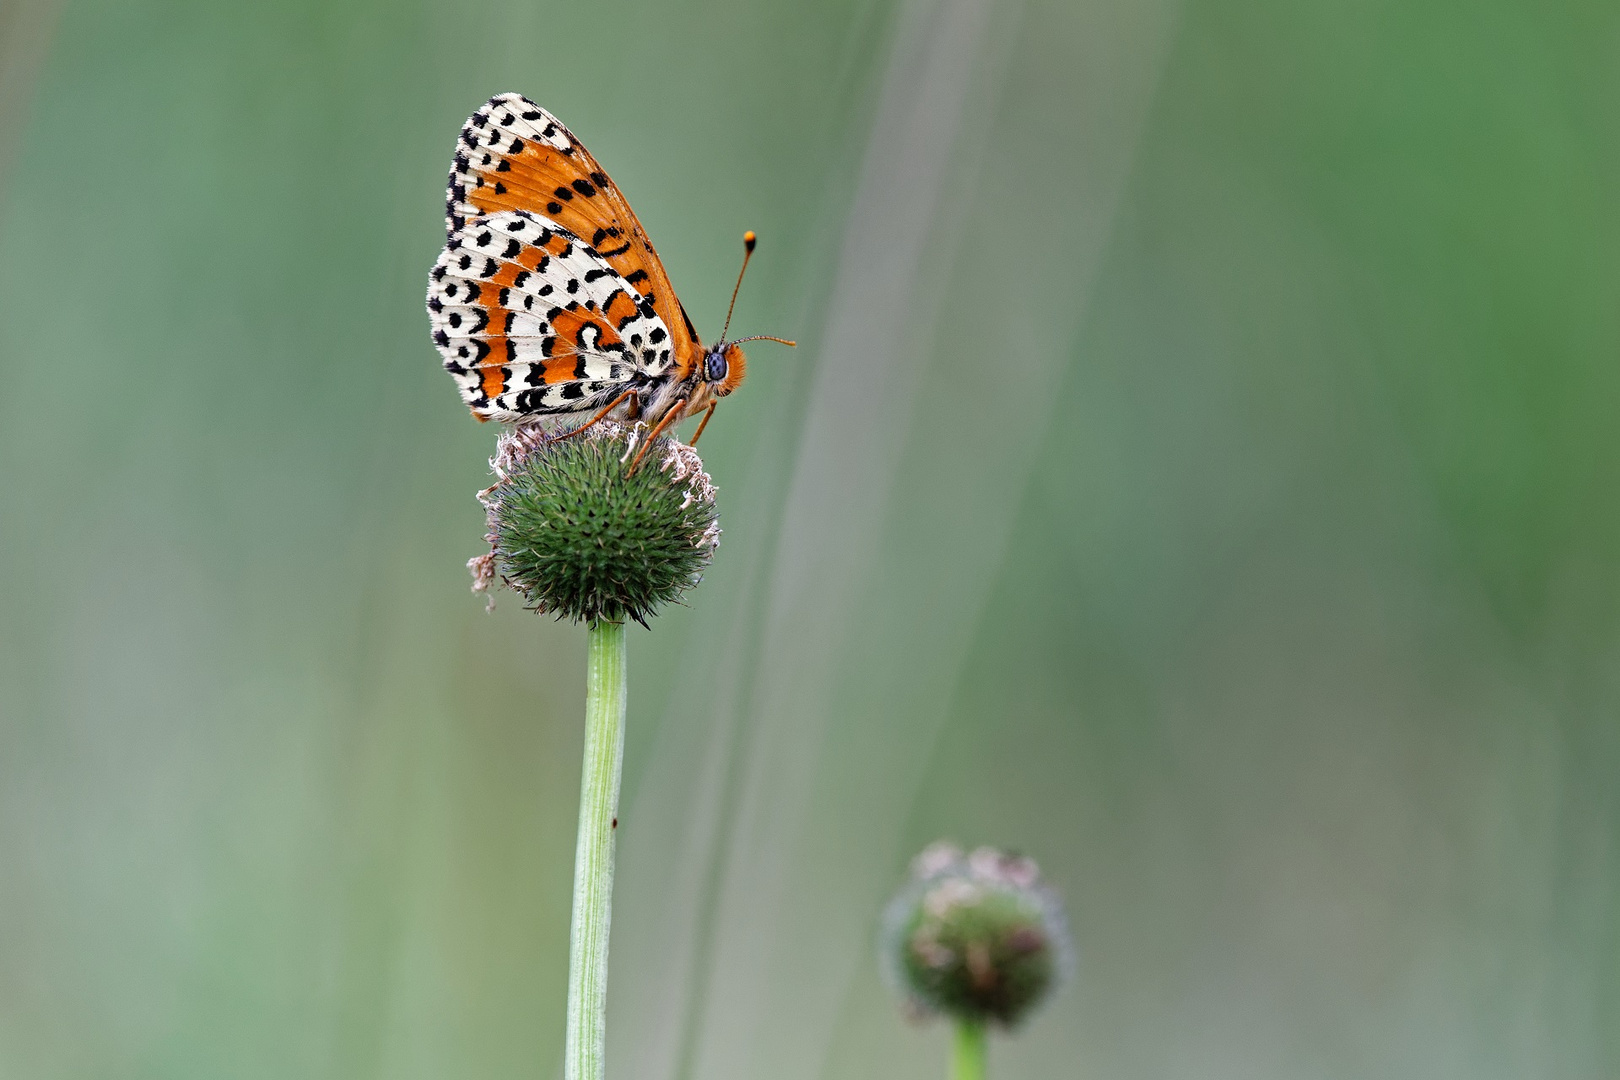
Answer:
top-left (426, 93), bottom-right (793, 451)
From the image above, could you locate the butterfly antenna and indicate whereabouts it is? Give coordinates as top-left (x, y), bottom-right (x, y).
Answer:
top-left (718, 231), bottom-right (757, 345)
top-left (727, 335), bottom-right (798, 348)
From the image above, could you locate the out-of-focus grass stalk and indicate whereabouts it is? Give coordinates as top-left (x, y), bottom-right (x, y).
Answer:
top-left (953, 1020), bottom-right (986, 1080)
top-left (566, 619), bottom-right (628, 1080)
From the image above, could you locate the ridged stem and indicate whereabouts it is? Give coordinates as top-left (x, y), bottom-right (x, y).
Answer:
top-left (566, 619), bottom-right (627, 1080)
top-left (952, 1020), bottom-right (986, 1080)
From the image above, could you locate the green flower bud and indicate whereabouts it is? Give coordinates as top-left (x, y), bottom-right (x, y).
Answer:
top-left (468, 421), bottom-right (720, 625)
top-left (881, 842), bottom-right (1072, 1028)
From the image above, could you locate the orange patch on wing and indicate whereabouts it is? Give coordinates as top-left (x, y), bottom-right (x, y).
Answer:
top-left (539, 354), bottom-right (583, 384)
top-left (476, 295), bottom-right (512, 399)
top-left (466, 149), bottom-right (584, 219)
top-left (480, 351), bottom-right (506, 399)
top-left (466, 184), bottom-right (526, 218)
top-left (479, 259), bottom-right (516, 285)
top-left (551, 307), bottom-right (622, 350)
top-left (603, 289), bottom-right (639, 328)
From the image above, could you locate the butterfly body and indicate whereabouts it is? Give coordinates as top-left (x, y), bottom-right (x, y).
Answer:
top-left (427, 95), bottom-right (753, 430)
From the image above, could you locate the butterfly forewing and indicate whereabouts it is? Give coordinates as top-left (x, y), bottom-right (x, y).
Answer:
top-left (429, 210), bottom-right (674, 422)
top-left (447, 94), bottom-right (703, 381)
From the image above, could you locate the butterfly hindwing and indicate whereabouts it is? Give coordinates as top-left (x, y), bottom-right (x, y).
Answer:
top-left (428, 210), bottom-right (675, 422)
top-left (446, 93), bottom-right (704, 381)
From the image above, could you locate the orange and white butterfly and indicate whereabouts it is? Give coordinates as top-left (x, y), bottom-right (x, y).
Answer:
top-left (427, 93), bottom-right (791, 445)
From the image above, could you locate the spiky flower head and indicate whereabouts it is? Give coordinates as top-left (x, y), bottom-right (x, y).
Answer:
top-left (468, 421), bottom-right (720, 625)
top-left (880, 842), bottom-right (1072, 1028)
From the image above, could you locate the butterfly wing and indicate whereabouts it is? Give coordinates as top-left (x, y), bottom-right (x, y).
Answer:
top-left (446, 94), bottom-right (704, 379)
top-left (428, 210), bottom-right (675, 422)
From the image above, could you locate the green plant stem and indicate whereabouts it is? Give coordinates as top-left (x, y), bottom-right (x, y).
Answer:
top-left (566, 619), bottom-right (628, 1080)
top-left (952, 1020), bottom-right (986, 1080)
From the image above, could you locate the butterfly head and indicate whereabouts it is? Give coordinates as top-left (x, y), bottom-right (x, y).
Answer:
top-left (702, 343), bottom-right (747, 396)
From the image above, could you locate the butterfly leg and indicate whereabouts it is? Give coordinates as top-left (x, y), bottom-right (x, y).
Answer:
top-left (552, 386), bottom-right (640, 443)
top-left (688, 402), bottom-right (718, 446)
top-left (628, 398), bottom-right (688, 475)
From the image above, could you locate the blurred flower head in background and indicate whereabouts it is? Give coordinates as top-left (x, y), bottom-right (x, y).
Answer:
top-left (881, 842), bottom-right (1073, 1028)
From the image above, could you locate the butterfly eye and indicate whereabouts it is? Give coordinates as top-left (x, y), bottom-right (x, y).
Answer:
top-left (703, 350), bottom-right (728, 383)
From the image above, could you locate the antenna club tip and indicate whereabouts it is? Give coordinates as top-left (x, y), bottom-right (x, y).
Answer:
top-left (743, 231), bottom-right (757, 252)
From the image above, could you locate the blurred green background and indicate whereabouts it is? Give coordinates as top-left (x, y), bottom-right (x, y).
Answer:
top-left (1, 0), bottom-right (1616, 1076)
